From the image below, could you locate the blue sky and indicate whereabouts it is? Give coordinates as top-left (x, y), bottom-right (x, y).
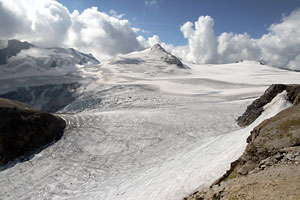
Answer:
top-left (58, 0), bottom-right (300, 46)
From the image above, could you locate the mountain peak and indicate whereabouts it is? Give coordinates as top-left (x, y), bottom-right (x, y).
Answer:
top-left (150, 43), bottom-right (186, 69)
top-left (150, 43), bottom-right (167, 53)
top-left (0, 39), bottom-right (34, 65)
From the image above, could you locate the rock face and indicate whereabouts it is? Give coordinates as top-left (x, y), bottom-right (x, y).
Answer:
top-left (0, 98), bottom-right (66, 167)
top-left (150, 44), bottom-right (186, 69)
top-left (0, 82), bottom-right (80, 113)
top-left (0, 39), bottom-right (34, 65)
top-left (237, 84), bottom-right (300, 127)
top-left (185, 85), bottom-right (300, 200)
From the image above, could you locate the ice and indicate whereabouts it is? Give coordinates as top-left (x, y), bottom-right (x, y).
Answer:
top-left (0, 48), bottom-right (300, 200)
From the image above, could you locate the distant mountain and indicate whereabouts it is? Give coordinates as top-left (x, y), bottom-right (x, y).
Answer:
top-left (0, 39), bottom-right (100, 79)
top-left (0, 40), bottom-right (34, 65)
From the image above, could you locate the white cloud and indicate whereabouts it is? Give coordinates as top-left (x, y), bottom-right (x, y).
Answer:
top-left (217, 32), bottom-right (261, 63)
top-left (65, 7), bottom-right (142, 60)
top-left (0, 0), bottom-right (71, 47)
top-left (148, 35), bottom-right (161, 47)
top-left (180, 16), bottom-right (218, 63)
top-left (1, 0), bottom-right (299, 70)
top-left (257, 9), bottom-right (300, 70)
top-left (170, 9), bottom-right (300, 70)
top-left (0, 0), bottom-right (143, 60)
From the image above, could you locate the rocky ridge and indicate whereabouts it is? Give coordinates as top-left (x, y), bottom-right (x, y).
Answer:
top-left (185, 84), bottom-right (300, 200)
top-left (237, 84), bottom-right (300, 127)
top-left (150, 44), bottom-right (186, 69)
top-left (0, 39), bottom-right (34, 65)
top-left (0, 98), bottom-right (66, 168)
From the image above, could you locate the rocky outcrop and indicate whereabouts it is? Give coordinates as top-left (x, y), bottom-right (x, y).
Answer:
top-left (0, 98), bottom-right (66, 167)
top-left (185, 85), bottom-right (300, 200)
top-left (218, 103), bottom-right (300, 181)
top-left (151, 44), bottom-right (186, 69)
top-left (0, 82), bottom-right (81, 113)
top-left (237, 84), bottom-right (300, 127)
top-left (186, 160), bottom-right (300, 200)
top-left (0, 39), bottom-right (34, 65)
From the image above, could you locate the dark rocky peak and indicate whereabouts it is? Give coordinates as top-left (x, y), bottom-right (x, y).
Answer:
top-left (69, 47), bottom-right (100, 65)
top-left (7, 39), bottom-right (34, 52)
top-left (0, 39), bottom-right (34, 65)
top-left (150, 44), bottom-right (187, 69)
top-left (237, 84), bottom-right (300, 127)
top-left (150, 43), bottom-right (167, 53)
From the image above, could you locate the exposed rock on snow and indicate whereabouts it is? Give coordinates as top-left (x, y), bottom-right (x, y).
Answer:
top-left (0, 82), bottom-right (81, 113)
top-left (1, 45), bottom-right (300, 200)
top-left (186, 86), bottom-right (300, 200)
top-left (223, 103), bottom-right (300, 179)
top-left (0, 39), bottom-right (34, 65)
top-left (0, 98), bottom-right (66, 167)
top-left (150, 44), bottom-right (186, 68)
top-left (237, 84), bottom-right (300, 127)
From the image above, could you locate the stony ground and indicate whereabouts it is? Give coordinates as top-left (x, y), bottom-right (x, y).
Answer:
top-left (185, 147), bottom-right (300, 200)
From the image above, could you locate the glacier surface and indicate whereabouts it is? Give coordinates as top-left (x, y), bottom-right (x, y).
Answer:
top-left (0, 47), bottom-right (300, 200)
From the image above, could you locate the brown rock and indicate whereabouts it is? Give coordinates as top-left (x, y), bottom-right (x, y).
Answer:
top-left (186, 85), bottom-right (300, 199)
top-left (0, 98), bottom-right (66, 166)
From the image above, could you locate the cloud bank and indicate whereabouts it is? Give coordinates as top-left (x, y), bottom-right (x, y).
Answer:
top-left (166, 9), bottom-right (300, 70)
top-left (0, 0), bottom-right (143, 60)
top-left (0, 0), bottom-right (299, 70)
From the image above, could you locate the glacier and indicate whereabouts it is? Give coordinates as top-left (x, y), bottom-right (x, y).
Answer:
top-left (0, 46), bottom-right (300, 200)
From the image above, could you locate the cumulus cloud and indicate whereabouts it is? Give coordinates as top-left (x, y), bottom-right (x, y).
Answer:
top-left (1, 0), bottom-right (300, 70)
top-left (258, 9), bottom-right (300, 70)
top-left (171, 9), bottom-right (300, 70)
top-left (180, 16), bottom-right (218, 63)
top-left (65, 7), bottom-right (142, 59)
top-left (0, 0), bottom-right (71, 47)
top-left (0, 0), bottom-right (143, 60)
top-left (148, 35), bottom-right (161, 47)
top-left (217, 32), bottom-right (261, 63)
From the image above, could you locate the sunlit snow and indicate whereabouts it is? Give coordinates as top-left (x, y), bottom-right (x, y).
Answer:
top-left (0, 47), bottom-right (300, 200)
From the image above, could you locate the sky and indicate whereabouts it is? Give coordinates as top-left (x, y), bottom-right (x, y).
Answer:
top-left (58, 0), bottom-right (300, 45)
top-left (0, 0), bottom-right (300, 70)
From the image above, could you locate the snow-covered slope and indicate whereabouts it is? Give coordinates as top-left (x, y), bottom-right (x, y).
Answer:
top-left (0, 39), bottom-right (100, 80)
top-left (0, 45), bottom-right (300, 200)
